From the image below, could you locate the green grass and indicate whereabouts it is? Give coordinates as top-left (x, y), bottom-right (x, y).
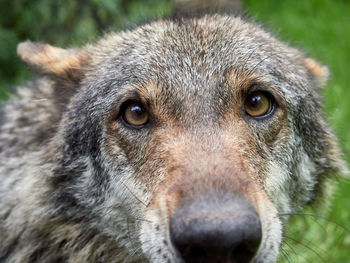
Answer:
top-left (1, 0), bottom-right (349, 262)
top-left (244, 0), bottom-right (350, 261)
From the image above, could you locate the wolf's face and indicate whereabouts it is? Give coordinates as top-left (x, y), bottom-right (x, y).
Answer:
top-left (17, 15), bottom-right (346, 263)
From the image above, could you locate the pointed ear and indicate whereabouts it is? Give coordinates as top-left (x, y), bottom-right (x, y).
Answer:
top-left (17, 41), bottom-right (90, 85)
top-left (303, 57), bottom-right (330, 88)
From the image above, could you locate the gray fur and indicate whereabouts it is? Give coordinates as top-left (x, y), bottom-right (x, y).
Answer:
top-left (0, 15), bottom-right (347, 262)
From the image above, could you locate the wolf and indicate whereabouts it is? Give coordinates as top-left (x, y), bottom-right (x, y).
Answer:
top-left (0, 14), bottom-right (347, 263)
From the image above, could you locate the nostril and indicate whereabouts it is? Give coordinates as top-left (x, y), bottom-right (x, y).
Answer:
top-left (170, 195), bottom-right (262, 263)
top-left (230, 240), bottom-right (261, 262)
top-left (182, 246), bottom-right (208, 262)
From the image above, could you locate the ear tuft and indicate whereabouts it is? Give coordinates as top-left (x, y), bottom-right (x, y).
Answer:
top-left (303, 58), bottom-right (330, 88)
top-left (17, 41), bottom-right (89, 84)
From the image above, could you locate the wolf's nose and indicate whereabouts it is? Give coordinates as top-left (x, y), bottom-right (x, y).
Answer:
top-left (170, 195), bottom-right (262, 263)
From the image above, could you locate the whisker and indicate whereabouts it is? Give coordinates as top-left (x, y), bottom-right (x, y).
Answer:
top-left (284, 228), bottom-right (328, 255)
top-left (121, 182), bottom-right (148, 207)
top-left (278, 212), bottom-right (350, 233)
top-left (122, 238), bottom-right (153, 263)
top-left (281, 240), bottom-right (298, 260)
top-left (279, 246), bottom-right (293, 263)
top-left (133, 217), bottom-right (153, 223)
top-left (247, 52), bottom-right (275, 75)
top-left (283, 235), bottom-right (326, 263)
top-left (239, 48), bottom-right (258, 72)
top-left (247, 50), bottom-right (296, 76)
top-left (122, 246), bottom-right (141, 263)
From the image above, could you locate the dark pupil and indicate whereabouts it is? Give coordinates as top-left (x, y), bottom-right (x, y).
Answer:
top-left (130, 105), bottom-right (143, 118)
top-left (250, 95), bottom-right (262, 108)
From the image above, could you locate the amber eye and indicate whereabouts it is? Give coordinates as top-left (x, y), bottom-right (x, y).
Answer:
top-left (244, 91), bottom-right (274, 118)
top-left (121, 101), bottom-right (149, 127)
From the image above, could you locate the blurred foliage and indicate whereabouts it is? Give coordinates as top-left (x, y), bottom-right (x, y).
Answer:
top-left (0, 0), bottom-right (173, 100)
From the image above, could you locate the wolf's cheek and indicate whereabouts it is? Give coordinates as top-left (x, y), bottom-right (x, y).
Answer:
top-left (263, 151), bottom-right (317, 213)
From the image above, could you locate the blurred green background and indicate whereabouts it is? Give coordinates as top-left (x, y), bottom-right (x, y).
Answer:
top-left (0, 0), bottom-right (349, 262)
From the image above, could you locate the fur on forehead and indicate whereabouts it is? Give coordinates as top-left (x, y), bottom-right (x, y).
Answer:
top-left (89, 16), bottom-right (328, 90)
top-left (17, 15), bottom-right (329, 92)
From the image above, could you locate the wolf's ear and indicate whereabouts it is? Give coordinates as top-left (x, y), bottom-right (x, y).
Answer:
top-left (17, 41), bottom-right (90, 85)
top-left (302, 57), bottom-right (330, 88)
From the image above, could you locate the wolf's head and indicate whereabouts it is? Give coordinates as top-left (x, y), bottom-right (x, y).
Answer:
top-left (17, 15), bottom-right (347, 263)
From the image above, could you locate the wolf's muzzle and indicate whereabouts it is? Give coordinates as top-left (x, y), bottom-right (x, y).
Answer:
top-left (170, 194), bottom-right (262, 263)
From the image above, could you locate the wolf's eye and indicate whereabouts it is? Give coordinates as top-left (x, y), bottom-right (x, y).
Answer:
top-left (244, 91), bottom-right (274, 118)
top-left (121, 101), bottom-right (149, 127)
